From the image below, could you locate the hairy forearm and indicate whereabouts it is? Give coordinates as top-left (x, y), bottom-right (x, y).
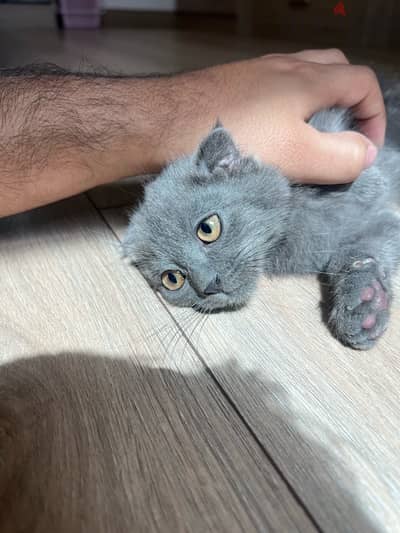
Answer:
top-left (2, 53), bottom-right (383, 217)
top-left (0, 64), bottom-right (195, 217)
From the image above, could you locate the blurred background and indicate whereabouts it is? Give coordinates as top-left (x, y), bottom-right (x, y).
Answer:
top-left (0, 1), bottom-right (398, 76)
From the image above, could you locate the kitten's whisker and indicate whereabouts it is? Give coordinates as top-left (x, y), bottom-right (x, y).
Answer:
top-left (120, 318), bottom-right (181, 348)
top-left (163, 309), bottom-right (200, 362)
top-left (149, 319), bottom-right (183, 354)
top-left (311, 250), bottom-right (339, 254)
top-left (154, 308), bottom-right (194, 362)
top-left (110, 316), bottom-right (191, 366)
top-left (194, 312), bottom-right (210, 351)
top-left (173, 321), bottom-right (203, 366)
top-left (175, 310), bottom-right (202, 356)
top-left (182, 312), bottom-right (204, 359)
top-left (184, 306), bottom-right (211, 354)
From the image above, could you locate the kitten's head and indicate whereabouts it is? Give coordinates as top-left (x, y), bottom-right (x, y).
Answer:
top-left (122, 124), bottom-right (290, 311)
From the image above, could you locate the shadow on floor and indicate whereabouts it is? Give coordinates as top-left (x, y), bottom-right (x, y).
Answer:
top-left (0, 352), bottom-right (379, 532)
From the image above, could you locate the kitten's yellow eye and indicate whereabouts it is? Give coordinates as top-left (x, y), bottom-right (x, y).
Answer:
top-left (161, 270), bottom-right (185, 291)
top-left (197, 214), bottom-right (221, 243)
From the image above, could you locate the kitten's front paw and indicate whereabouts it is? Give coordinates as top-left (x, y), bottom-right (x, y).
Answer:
top-left (329, 257), bottom-right (390, 350)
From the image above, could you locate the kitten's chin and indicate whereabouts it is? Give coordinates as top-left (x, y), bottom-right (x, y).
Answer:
top-left (195, 292), bottom-right (249, 313)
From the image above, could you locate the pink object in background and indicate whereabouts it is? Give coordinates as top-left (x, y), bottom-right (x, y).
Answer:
top-left (59, 0), bottom-right (101, 29)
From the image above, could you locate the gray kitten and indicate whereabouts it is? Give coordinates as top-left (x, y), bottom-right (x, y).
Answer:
top-left (122, 83), bottom-right (400, 350)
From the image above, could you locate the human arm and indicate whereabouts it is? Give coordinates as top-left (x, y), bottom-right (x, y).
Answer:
top-left (0, 50), bottom-right (385, 217)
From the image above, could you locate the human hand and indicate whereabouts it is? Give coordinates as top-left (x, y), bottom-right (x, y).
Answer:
top-left (164, 49), bottom-right (385, 184)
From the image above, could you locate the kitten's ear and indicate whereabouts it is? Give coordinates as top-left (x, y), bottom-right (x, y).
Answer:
top-left (196, 122), bottom-right (241, 173)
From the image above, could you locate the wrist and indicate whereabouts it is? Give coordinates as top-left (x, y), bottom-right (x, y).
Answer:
top-left (152, 69), bottom-right (220, 168)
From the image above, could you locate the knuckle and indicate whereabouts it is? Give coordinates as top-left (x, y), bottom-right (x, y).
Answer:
top-left (290, 61), bottom-right (316, 78)
top-left (262, 55), bottom-right (298, 74)
top-left (327, 48), bottom-right (348, 62)
top-left (357, 65), bottom-right (378, 85)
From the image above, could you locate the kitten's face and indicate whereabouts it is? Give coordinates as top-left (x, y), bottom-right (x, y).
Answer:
top-left (122, 126), bottom-right (290, 312)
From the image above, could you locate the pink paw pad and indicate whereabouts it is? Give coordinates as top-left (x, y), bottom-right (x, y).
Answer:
top-left (362, 314), bottom-right (376, 329)
top-left (361, 286), bottom-right (375, 302)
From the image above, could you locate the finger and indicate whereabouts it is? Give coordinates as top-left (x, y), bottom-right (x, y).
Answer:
top-left (290, 48), bottom-right (350, 65)
top-left (278, 126), bottom-right (377, 184)
top-left (301, 64), bottom-right (386, 147)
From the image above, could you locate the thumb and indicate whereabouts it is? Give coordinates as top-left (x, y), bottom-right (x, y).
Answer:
top-left (288, 128), bottom-right (378, 184)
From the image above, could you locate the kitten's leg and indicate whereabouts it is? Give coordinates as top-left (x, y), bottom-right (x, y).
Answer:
top-left (325, 213), bottom-right (400, 350)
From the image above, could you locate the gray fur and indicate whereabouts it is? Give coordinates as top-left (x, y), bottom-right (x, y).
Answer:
top-left (122, 82), bottom-right (400, 350)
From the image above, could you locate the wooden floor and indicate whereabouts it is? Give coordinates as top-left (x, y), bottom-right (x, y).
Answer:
top-left (1, 5), bottom-right (400, 533)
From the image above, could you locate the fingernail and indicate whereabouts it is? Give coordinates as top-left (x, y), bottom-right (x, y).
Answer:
top-left (365, 143), bottom-right (378, 169)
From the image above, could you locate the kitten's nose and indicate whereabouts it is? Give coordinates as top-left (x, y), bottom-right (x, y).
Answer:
top-left (204, 275), bottom-right (222, 295)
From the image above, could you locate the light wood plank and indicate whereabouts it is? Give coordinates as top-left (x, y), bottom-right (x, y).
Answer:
top-left (106, 206), bottom-right (400, 533)
top-left (0, 195), bottom-right (315, 533)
